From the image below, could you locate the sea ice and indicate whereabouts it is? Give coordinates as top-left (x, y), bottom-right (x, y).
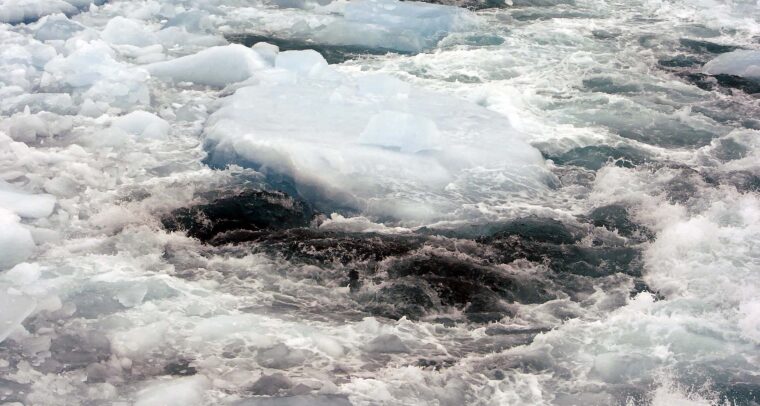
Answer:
top-left (0, 0), bottom-right (77, 25)
top-left (0, 181), bottom-right (56, 219)
top-left (0, 109), bottom-right (73, 143)
top-left (101, 16), bottom-right (156, 47)
top-left (0, 291), bottom-right (36, 343)
top-left (134, 376), bottom-right (210, 406)
top-left (42, 40), bottom-right (150, 109)
top-left (204, 57), bottom-right (549, 221)
top-left (0, 209), bottom-right (37, 269)
top-left (32, 14), bottom-right (85, 41)
top-left (146, 44), bottom-right (270, 87)
top-left (112, 111), bottom-right (170, 139)
top-left (228, 0), bottom-right (478, 54)
top-left (703, 50), bottom-right (760, 81)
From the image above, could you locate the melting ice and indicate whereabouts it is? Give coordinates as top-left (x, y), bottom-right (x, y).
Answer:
top-left (1, 0), bottom-right (760, 405)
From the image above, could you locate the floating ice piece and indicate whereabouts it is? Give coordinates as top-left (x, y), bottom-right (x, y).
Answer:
top-left (0, 1), bottom-right (76, 25)
top-left (0, 213), bottom-right (35, 270)
top-left (112, 111), bottom-right (170, 139)
top-left (134, 376), bottom-right (210, 406)
top-left (42, 41), bottom-right (150, 109)
top-left (146, 44), bottom-right (270, 87)
top-left (275, 50), bottom-right (328, 77)
top-left (205, 70), bottom-right (550, 222)
top-left (233, 0), bottom-right (477, 54)
top-left (101, 17), bottom-right (156, 47)
top-left (0, 181), bottom-right (55, 219)
top-left (329, 0), bottom-right (476, 52)
top-left (1, 109), bottom-right (73, 143)
top-left (364, 334), bottom-right (410, 353)
top-left (111, 321), bottom-right (168, 358)
top-left (1, 263), bottom-right (42, 287)
top-left (703, 50), bottom-right (760, 81)
top-left (0, 0), bottom-right (103, 24)
top-left (32, 14), bottom-right (85, 41)
top-left (0, 291), bottom-right (36, 343)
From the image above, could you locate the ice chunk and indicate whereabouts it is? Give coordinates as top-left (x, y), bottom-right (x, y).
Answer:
top-left (33, 14), bottom-right (85, 41)
top-left (1, 110), bottom-right (73, 143)
top-left (703, 50), bottom-right (760, 81)
top-left (134, 376), bottom-right (210, 406)
top-left (1, 263), bottom-right (41, 286)
top-left (0, 1), bottom-right (76, 25)
top-left (101, 17), bottom-right (156, 47)
top-left (42, 41), bottom-right (150, 109)
top-left (228, 0), bottom-right (478, 54)
top-left (163, 11), bottom-right (214, 33)
top-left (0, 181), bottom-right (56, 218)
top-left (364, 334), bottom-right (409, 353)
top-left (275, 50), bottom-right (328, 77)
top-left (323, 0), bottom-right (476, 52)
top-left (253, 42), bottom-right (280, 65)
top-left (0, 0), bottom-right (103, 24)
top-left (256, 343), bottom-right (307, 369)
top-left (0, 210), bottom-right (36, 270)
top-left (115, 283), bottom-right (148, 308)
top-left (0, 92), bottom-right (75, 115)
top-left (0, 292), bottom-right (36, 343)
top-left (112, 111), bottom-right (170, 139)
top-left (111, 321), bottom-right (168, 358)
top-left (205, 73), bottom-right (550, 222)
top-left (146, 44), bottom-right (269, 87)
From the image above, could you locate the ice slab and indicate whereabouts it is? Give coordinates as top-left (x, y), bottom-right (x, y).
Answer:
top-left (0, 182), bottom-right (56, 218)
top-left (204, 52), bottom-right (550, 222)
top-left (703, 50), bottom-right (760, 81)
top-left (225, 0), bottom-right (477, 54)
top-left (112, 111), bottom-right (170, 139)
top-left (32, 14), bottom-right (85, 41)
top-left (42, 40), bottom-right (150, 109)
top-left (0, 1), bottom-right (76, 25)
top-left (146, 44), bottom-right (270, 87)
top-left (101, 16), bottom-right (156, 47)
top-left (0, 0), bottom-right (102, 24)
top-left (0, 292), bottom-right (36, 343)
top-left (134, 376), bottom-right (210, 406)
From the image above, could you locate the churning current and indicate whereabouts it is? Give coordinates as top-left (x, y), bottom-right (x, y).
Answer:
top-left (0, 0), bottom-right (759, 404)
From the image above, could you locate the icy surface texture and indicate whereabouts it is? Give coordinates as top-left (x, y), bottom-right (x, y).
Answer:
top-left (0, 0), bottom-right (105, 24)
top-left (703, 50), bottom-right (760, 80)
top-left (146, 44), bottom-right (269, 87)
top-left (222, 0), bottom-right (478, 53)
top-left (205, 51), bottom-right (549, 222)
top-left (0, 0), bottom-right (759, 405)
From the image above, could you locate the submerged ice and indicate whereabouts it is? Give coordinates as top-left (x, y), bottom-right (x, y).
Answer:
top-left (1, 0), bottom-right (760, 404)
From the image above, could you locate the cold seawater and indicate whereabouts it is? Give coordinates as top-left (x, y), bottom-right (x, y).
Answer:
top-left (1, 0), bottom-right (759, 405)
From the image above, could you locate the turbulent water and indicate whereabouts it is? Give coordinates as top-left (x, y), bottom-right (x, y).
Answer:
top-left (1, 0), bottom-right (759, 405)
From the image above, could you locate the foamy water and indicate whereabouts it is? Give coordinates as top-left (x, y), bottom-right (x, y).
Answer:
top-left (0, 0), bottom-right (758, 405)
